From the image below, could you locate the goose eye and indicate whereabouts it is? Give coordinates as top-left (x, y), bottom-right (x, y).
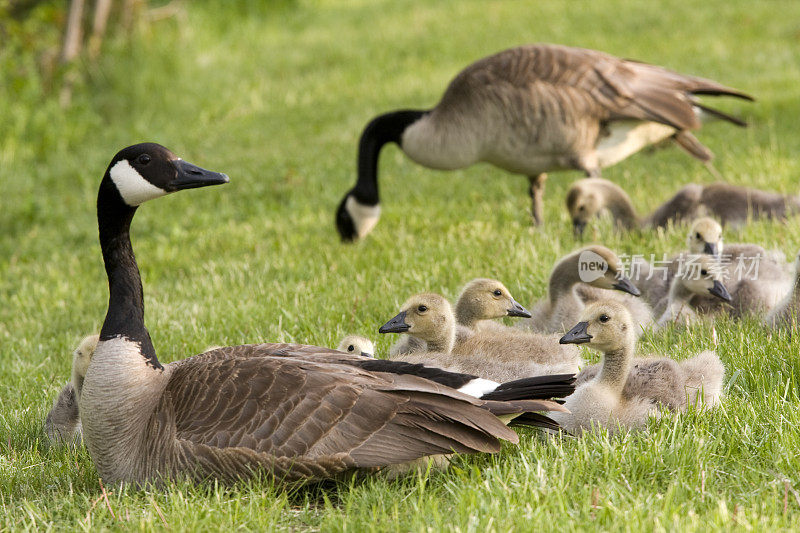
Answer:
top-left (347, 345), bottom-right (355, 352)
top-left (599, 314), bottom-right (610, 323)
top-left (138, 154), bottom-right (151, 165)
top-left (493, 289), bottom-right (502, 297)
top-left (417, 305), bottom-right (428, 313)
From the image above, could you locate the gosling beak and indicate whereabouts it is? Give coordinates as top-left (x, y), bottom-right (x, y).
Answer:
top-left (708, 280), bottom-right (733, 302)
top-left (560, 321), bottom-right (592, 344)
top-left (169, 159), bottom-right (230, 191)
top-left (704, 242), bottom-right (719, 257)
top-left (507, 299), bottom-right (532, 318)
top-left (612, 276), bottom-right (641, 297)
top-left (572, 218), bottom-right (587, 237)
top-left (379, 311), bottom-right (410, 334)
top-left (361, 351), bottom-right (374, 358)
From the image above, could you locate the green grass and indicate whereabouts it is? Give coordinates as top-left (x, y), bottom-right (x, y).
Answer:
top-left (2, 0), bottom-right (800, 529)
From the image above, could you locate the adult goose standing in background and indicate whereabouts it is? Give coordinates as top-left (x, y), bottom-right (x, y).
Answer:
top-left (336, 43), bottom-right (752, 241)
top-left (81, 143), bottom-right (571, 486)
top-left (567, 178), bottom-right (798, 236)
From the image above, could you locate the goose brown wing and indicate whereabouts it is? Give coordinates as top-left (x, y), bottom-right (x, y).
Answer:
top-left (454, 44), bottom-right (750, 131)
top-left (164, 345), bottom-right (520, 468)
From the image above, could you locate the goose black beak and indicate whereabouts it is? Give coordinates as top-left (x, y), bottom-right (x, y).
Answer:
top-left (708, 280), bottom-right (733, 302)
top-left (169, 159), bottom-right (230, 191)
top-left (507, 299), bottom-right (532, 318)
top-left (560, 321), bottom-right (592, 344)
top-left (572, 219), bottom-right (587, 237)
top-left (612, 276), bottom-right (641, 297)
top-left (704, 242), bottom-right (719, 257)
top-left (379, 311), bottom-right (410, 334)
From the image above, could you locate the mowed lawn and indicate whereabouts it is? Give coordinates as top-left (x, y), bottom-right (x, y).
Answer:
top-left (2, 0), bottom-right (800, 529)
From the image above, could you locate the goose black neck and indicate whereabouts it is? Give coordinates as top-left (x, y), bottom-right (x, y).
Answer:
top-left (97, 177), bottom-right (161, 369)
top-left (353, 109), bottom-right (427, 205)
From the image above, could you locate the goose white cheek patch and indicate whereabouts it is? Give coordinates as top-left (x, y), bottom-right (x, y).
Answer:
top-left (345, 196), bottom-right (381, 238)
top-left (109, 160), bottom-right (168, 206)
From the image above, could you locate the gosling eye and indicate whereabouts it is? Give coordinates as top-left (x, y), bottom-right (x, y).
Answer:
top-left (599, 314), bottom-right (610, 323)
top-left (492, 289), bottom-right (502, 297)
top-left (579, 206), bottom-right (585, 211)
top-left (701, 269), bottom-right (708, 276)
top-left (696, 232), bottom-right (702, 239)
top-left (138, 154), bottom-right (151, 165)
top-left (417, 305), bottom-right (428, 313)
top-left (347, 345), bottom-right (355, 352)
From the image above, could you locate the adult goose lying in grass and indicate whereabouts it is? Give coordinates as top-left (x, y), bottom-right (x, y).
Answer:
top-left (764, 251), bottom-right (800, 330)
top-left (567, 178), bottom-right (798, 236)
top-left (390, 278), bottom-right (530, 356)
top-left (336, 43), bottom-right (752, 241)
top-left (518, 245), bottom-right (644, 335)
top-left (44, 333), bottom-right (403, 445)
top-left (82, 143), bottom-right (571, 486)
top-left (653, 255), bottom-right (732, 330)
top-left (553, 301), bottom-right (725, 435)
top-left (382, 293), bottom-right (581, 380)
top-left (44, 334), bottom-right (98, 443)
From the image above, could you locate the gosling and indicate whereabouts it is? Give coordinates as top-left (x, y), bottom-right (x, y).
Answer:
top-left (566, 178), bottom-right (800, 235)
top-left (381, 293), bottom-right (581, 381)
top-left (389, 278), bottom-right (531, 356)
top-left (553, 300), bottom-right (725, 435)
top-left (44, 335), bottom-right (99, 443)
top-left (520, 245), bottom-right (644, 335)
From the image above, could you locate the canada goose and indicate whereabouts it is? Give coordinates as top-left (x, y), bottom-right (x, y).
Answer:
top-left (519, 245), bottom-right (642, 334)
top-left (764, 251), bottom-right (800, 330)
top-left (554, 301), bottom-right (725, 434)
top-left (567, 178), bottom-right (798, 236)
top-left (336, 335), bottom-right (375, 358)
top-left (44, 334), bottom-right (99, 443)
top-left (390, 278), bottom-right (531, 355)
top-left (335, 43), bottom-right (752, 241)
top-left (382, 293), bottom-right (582, 380)
top-left (654, 255), bottom-right (732, 330)
top-left (82, 143), bottom-right (571, 486)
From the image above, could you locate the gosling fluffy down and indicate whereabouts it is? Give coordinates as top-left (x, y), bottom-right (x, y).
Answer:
top-left (44, 335), bottom-right (99, 443)
top-left (553, 300), bottom-right (724, 435)
top-left (382, 293), bottom-right (581, 381)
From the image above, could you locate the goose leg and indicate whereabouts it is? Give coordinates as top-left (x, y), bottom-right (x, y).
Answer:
top-left (527, 173), bottom-right (548, 226)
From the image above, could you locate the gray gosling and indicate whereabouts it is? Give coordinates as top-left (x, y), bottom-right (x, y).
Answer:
top-left (336, 44), bottom-right (751, 241)
top-left (566, 178), bottom-right (800, 236)
top-left (520, 245), bottom-right (643, 335)
top-left (336, 335), bottom-right (375, 358)
top-left (653, 255), bottom-right (733, 330)
top-left (381, 293), bottom-right (582, 380)
top-left (44, 334), bottom-right (99, 443)
top-left (554, 301), bottom-right (725, 435)
top-left (390, 278), bottom-right (530, 356)
top-left (764, 250), bottom-right (800, 330)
